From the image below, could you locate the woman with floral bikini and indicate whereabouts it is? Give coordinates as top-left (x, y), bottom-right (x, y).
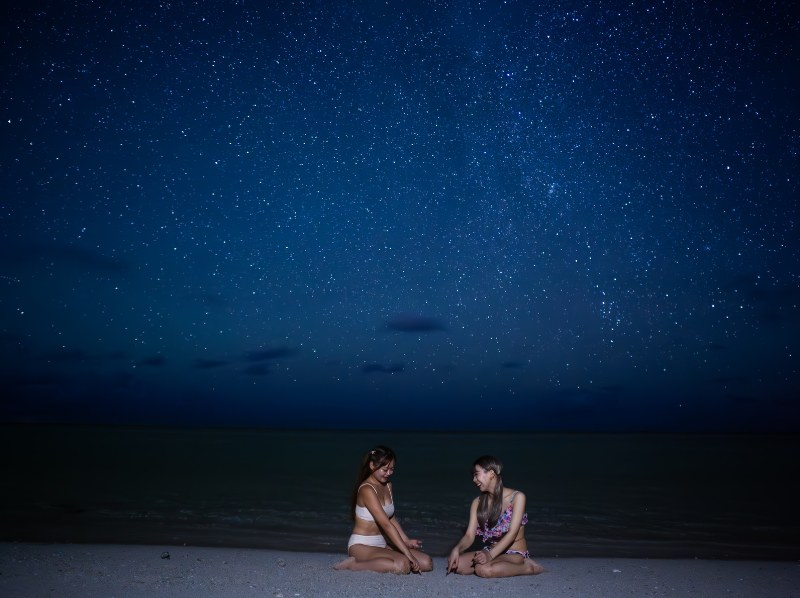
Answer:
top-left (447, 455), bottom-right (545, 577)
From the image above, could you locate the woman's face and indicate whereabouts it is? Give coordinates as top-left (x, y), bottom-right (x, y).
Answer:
top-left (370, 459), bottom-right (395, 484)
top-left (472, 465), bottom-right (495, 492)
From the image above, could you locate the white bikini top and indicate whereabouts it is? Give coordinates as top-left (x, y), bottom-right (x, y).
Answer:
top-left (355, 483), bottom-right (395, 522)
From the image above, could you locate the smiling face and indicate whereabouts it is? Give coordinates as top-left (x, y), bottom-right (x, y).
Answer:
top-left (472, 464), bottom-right (496, 493)
top-left (370, 459), bottom-right (395, 484)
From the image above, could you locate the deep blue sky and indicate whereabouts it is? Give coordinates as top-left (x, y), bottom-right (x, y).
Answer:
top-left (1, 1), bottom-right (797, 431)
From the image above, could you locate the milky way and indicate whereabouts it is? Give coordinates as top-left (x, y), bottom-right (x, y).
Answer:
top-left (1, 1), bottom-right (797, 431)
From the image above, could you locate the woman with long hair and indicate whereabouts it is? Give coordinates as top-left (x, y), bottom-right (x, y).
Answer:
top-left (447, 455), bottom-right (544, 577)
top-left (334, 445), bottom-right (433, 574)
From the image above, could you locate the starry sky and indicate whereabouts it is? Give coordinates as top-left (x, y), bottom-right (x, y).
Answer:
top-left (1, 0), bottom-right (798, 432)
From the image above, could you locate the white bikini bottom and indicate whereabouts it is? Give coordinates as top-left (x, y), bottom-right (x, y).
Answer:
top-left (347, 533), bottom-right (387, 550)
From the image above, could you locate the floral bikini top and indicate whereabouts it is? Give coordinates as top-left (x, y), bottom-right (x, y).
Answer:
top-left (476, 491), bottom-right (528, 543)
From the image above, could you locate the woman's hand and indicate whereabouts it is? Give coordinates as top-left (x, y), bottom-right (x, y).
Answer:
top-left (405, 538), bottom-right (422, 550)
top-left (446, 548), bottom-right (460, 573)
top-left (408, 555), bottom-right (421, 573)
top-left (471, 550), bottom-right (490, 566)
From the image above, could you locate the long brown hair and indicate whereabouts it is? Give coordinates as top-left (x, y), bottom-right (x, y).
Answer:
top-left (474, 455), bottom-right (504, 527)
top-left (350, 445), bottom-right (396, 520)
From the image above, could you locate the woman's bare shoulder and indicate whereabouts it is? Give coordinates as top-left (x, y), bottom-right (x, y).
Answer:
top-left (357, 482), bottom-right (378, 497)
top-left (507, 488), bottom-right (526, 502)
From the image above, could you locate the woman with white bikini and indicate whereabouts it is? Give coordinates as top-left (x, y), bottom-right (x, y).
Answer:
top-left (334, 445), bottom-right (433, 574)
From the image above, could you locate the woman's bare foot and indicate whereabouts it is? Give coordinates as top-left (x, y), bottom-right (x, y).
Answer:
top-left (333, 556), bottom-right (356, 570)
top-left (526, 558), bottom-right (546, 575)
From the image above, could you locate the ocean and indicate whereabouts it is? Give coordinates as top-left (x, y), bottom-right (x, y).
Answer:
top-left (2, 425), bottom-right (797, 560)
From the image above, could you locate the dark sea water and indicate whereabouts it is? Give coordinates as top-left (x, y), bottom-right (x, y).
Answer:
top-left (2, 425), bottom-right (798, 560)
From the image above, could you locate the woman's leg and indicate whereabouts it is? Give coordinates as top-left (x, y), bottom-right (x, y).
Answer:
top-left (334, 545), bottom-right (412, 574)
top-left (409, 548), bottom-right (434, 572)
top-left (474, 553), bottom-right (545, 578)
top-left (450, 551), bottom-right (478, 575)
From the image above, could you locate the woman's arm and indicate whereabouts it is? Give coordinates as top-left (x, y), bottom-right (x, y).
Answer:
top-left (455, 498), bottom-right (480, 552)
top-left (447, 497), bottom-right (479, 570)
top-left (361, 486), bottom-right (418, 561)
top-left (385, 483), bottom-right (422, 548)
top-left (389, 517), bottom-right (422, 549)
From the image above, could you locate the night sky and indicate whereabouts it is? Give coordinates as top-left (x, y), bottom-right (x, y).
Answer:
top-left (1, 1), bottom-right (798, 432)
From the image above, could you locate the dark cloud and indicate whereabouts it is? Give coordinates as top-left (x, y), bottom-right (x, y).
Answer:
top-left (386, 315), bottom-right (447, 333)
top-left (109, 370), bottom-right (138, 390)
top-left (725, 275), bottom-right (800, 324)
top-left (40, 348), bottom-right (128, 363)
top-left (501, 361), bottom-right (524, 369)
top-left (139, 356), bottom-right (166, 367)
top-left (0, 242), bottom-right (130, 274)
top-left (749, 285), bottom-right (800, 305)
top-left (534, 387), bottom-right (626, 422)
top-left (242, 364), bottom-right (271, 376)
top-left (725, 394), bottom-right (759, 405)
top-left (42, 348), bottom-right (91, 362)
top-left (193, 359), bottom-right (229, 370)
top-left (244, 346), bottom-right (296, 362)
top-left (600, 385), bottom-right (625, 394)
top-left (5, 371), bottom-right (71, 388)
top-left (712, 375), bottom-right (750, 386)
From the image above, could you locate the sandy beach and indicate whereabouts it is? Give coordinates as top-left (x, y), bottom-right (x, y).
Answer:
top-left (1, 543), bottom-right (797, 598)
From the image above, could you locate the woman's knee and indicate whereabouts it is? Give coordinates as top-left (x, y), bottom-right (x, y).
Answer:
top-left (391, 557), bottom-right (411, 574)
top-left (474, 562), bottom-right (497, 578)
top-left (418, 554), bottom-right (434, 572)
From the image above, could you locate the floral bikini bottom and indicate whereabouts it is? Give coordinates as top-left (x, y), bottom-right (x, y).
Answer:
top-left (483, 546), bottom-right (531, 559)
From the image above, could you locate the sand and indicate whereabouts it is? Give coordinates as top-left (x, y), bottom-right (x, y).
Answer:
top-left (1, 542), bottom-right (798, 597)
